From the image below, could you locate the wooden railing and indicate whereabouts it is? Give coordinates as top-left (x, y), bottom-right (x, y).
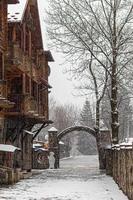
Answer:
top-left (7, 43), bottom-right (24, 65)
top-left (7, 94), bottom-right (45, 119)
top-left (0, 80), bottom-right (7, 98)
top-left (0, 32), bottom-right (4, 50)
top-left (0, 81), bottom-right (16, 109)
top-left (106, 145), bottom-right (133, 200)
top-left (8, 94), bottom-right (24, 112)
top-left (7, 42), bottom-right (43, 72)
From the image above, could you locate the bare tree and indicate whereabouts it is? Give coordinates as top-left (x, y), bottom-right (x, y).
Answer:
top-left (75, 54), bottom-right (108, 130)
top-left (47, 0), bottom-right (133, 145)
top-left (49, 100), bottom-right (80, 157)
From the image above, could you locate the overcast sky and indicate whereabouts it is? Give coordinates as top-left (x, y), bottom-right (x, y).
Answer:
top-left (38, 0), bottom-right (85, 107)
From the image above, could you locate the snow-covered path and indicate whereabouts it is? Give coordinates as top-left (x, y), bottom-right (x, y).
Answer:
top-left (0, 155), bottom-right (128, 200)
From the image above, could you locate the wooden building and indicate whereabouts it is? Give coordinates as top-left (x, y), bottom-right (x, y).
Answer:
top-left (0, 0), bottom-right (19, 143)
top-left (0, 0), bottom-right (54, 172)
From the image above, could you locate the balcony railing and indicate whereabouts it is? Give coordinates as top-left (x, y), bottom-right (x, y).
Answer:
top-left (7, 94), bottom-right (24, 112)
top-left (7, 42), bottom-right (43, 73)
top-left (7, 94), bottom-right (46, 119)
top-left (0, 80), bottom-right (7, 98)
top-left (0, 32), bottom-right (4, 50)
top-left (38, 104), bottom-right (44, 116)
top-left (7, 43), bottom-right (24, 65)
top-left (0, 81), bottom-right (15, 109)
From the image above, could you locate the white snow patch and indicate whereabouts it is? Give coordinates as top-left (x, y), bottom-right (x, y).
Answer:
top-left (34, 148), bottom-right (48, 151)
top-left (48, 127), bottom-right (58, 132)
top-left (59, 141), bottom-right (64, 145)
top-left (33, 143), bottom-right (42, 148)
top-left (8, 0), bottom-right (27, 22)
top-left (24, 130), bottom-right (34, 135)
top-left (0, 144), bottom-right (20, 152)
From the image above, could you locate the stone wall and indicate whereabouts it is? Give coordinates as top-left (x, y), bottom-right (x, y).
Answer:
top-left (0, 167), bottom-right (23, 185)
top-left (106, 146), bottom-right (133, 200)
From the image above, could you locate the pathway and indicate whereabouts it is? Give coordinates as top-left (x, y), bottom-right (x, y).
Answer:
top-left (0, 155), bottom-right (128, 200)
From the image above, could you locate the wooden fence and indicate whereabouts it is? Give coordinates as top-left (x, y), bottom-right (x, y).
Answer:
top-left (106, 144), bottom-right (133, 200)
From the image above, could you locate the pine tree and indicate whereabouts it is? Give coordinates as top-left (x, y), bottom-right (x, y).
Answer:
top-left (78, 99), bottom-right (97, 155)
top-left (80, 99), bottom-right (94, 127)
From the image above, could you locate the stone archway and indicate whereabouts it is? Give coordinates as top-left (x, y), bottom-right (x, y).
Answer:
top-left (48, 126), bottom-right (111, 169)
top-left (58, 125), bottom-right (96, 140)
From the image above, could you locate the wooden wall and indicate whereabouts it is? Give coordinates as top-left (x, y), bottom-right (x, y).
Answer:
top-left (0, 0), bottom-right (8, 81)
top-left (106, 147), bottom-right (133, 200)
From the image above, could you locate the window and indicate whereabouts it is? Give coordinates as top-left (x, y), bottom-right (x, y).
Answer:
top-left (0, 52), bottom-right (3, 79)
top-left (8, 25), bottom-right (13, 42)
top-left (25, 30), bottom-right (29, 55)
top-left (25, 75), bottom-right (30, 94)
top-left (31, 80), bottom-right (38, 100)
top-left (11, 77), bottom-right (22, 94)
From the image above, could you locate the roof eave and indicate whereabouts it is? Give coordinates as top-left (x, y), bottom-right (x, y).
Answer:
top-left (8, 0), bottom-right (19, 4)
top-left (8, 20), bottom-right (21, 23)
top-left (44, 50), bottom-right (54, 62)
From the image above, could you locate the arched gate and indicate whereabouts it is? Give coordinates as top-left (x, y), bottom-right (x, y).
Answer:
top-left (48, 126), bottom-right (110, 169)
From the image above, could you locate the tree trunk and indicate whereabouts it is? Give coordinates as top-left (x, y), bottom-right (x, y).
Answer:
top-left (95, 100), bottom-right (105, 169)
top-left (111, 2), bottom-right (119, 144)
top-left (111, 70), bottom-right (119, 144)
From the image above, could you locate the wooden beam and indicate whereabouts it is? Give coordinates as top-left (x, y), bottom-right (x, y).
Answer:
top-left (7, 0), bottom-right (19, 4)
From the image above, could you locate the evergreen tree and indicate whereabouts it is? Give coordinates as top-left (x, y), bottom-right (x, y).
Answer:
top-left (78, 99), bottom-right (97, 155)
top-left (80, 99), bottom-right (94, 128)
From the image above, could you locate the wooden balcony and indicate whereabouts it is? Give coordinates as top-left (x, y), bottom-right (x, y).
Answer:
top-left (0, 80), bottom-right (7, 97)
top-left (7, 43), bottom-right (24, 67)
top-left (6, 94), bottom-right (46, 120)
top-left (23, 95), bottom-right (38, 114)
top-left (7, 94), bottom-right (24, 113)
top-left (7, 43), bottom-right (40, 78)
top-left (0, 81), bottom-right (15, 109)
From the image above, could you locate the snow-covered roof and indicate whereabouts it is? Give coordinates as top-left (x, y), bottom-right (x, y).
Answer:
top-left (33, 143), bottom-right (42, 148)
top-left (8, 0), bottom-right (51, 50)
top-left (0, 144), bottom-right (20, 152)
top-left (48, 127), bottom-right (58, 133)
top-left (8, 0), bottom-right (27, 22)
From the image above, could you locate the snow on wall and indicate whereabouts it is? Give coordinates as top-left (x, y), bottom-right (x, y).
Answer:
top-left (0, 144), bottom-right (20, 152)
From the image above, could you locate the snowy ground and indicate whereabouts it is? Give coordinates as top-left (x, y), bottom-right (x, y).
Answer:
top-left (0, 155), bottom-right (128, 200)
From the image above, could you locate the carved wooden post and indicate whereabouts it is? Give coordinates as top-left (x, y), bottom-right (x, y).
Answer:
top-left (48, 127), bottom-right (59, 168)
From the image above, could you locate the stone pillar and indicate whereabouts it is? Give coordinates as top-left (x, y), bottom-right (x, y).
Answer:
top-left (48, 127), bottom-right (59, 168)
